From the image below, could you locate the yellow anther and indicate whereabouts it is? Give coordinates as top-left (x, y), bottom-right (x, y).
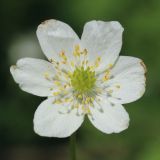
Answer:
top-left (49, 58), bottom-right (55, 63)
top-left (108, 89), bottom-right (113, 94)
top-left (70, 61), bottom-right (75, 67)
top-left (58, 87), bottom-right (65, 91)
top-left (54, 81), bottom-right (61, 86)
top-left (59, 51), bottom-right (65, 57)
top-left (82, 105), bottom-right (90, 114)
top-left (86, 107), bottom-right (91, 114)
top-left (115, 85), bottom-right (121, 89)
top-left (63, 90), bottom-right (69, 95)
top-left (74, 104), bottom-right (79, 108)
top-left (83, 49), bottom-right (88, 55)
top-left (53, 99), bottom-right (62, 104)
top-left (105, 75), bottom-right (109, 80)
top-left (53, 92), bottom-right (61, 96)
top-left (43, 72), bottom-right (50, 80)
top-left (102, 76), bottom-right (108, 81)
top-left (55, 65), bottom-right (59, 70)
top-left (73, 45), bottom-right (80, 56)
top-left (62, 61), bottom-right (67, 64)
top-left (64, 84), bottom-right (67, 88)
top-left (95, 56), bottom-right (101, 68)
top-left (60, 51), bottom-right (67, 62)
top-left (108, 63), bottom-right (113, 69)
top-left (82, 61), bottom-right (85, 65)
top-left (84, 100), bottom-right (89, 104)
top-left (89, 65), bottom-right (95, 71)
top-left (75, 45), bottom-right (80, 52)
top-left (77, 94), bottom-right (82, 99)
top-left (102, 70), bottom-right (110, 81)
top-left (90, 97), bottom-right (94, 102)
top-left (97, 57), bottom-right (101, 61)
top-left (105, 70), bottom-right (110, 74)
top-left (86, 97), bottom-right (91, 103)
top-left (64, 98), bottom-right (73, 102)
top-left (87, 110), bottom-right (91, 115)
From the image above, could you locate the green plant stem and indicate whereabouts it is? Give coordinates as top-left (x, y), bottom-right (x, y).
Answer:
top-left (70, 132), bottom-right (76, 160)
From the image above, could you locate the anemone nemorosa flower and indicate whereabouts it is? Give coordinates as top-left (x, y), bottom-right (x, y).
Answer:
top-left (10, 20), bottom-right (146, 138)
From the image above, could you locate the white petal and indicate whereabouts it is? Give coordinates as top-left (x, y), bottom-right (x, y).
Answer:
top-left (107, 56), bottom-right (146, 104)
top-left (10, 58), bottom-right (55, 97)
top-left (34, 98), bottom-right (84, 138)
top-left (37, 19), bottom-right (80, 60)
top-left (81, 20), bottom-right (123, 71)
top-left (88, 98), bottom-right (129, 134)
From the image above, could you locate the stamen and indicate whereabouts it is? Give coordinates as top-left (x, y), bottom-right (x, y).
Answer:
top-left (115, 85), bottom-right (121, 89)
top-left (43, 72), bottom-right (49, 78)
top-left (95, 56), bottom-right (101, 68)
top-left (73, 45), bottom-right (81, 57)
top-left (48, 44), bottom-right (113, 116)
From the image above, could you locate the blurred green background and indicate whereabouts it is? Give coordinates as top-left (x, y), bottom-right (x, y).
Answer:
top-left (0, 0), bottom-right (160, 160)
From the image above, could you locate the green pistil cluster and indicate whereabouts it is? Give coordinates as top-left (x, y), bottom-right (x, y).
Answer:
top-left (71, 67), bottom-right (96, 93)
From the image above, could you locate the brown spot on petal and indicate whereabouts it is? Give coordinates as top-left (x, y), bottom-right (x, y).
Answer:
top-left (140, 61), bottom-right (147, 73)
top-left (11, 65), bottom-right (17, 70)
top-left (140, 61), bottom-right (147, 85)
top-left (41, 19), bottom-right (57, 25)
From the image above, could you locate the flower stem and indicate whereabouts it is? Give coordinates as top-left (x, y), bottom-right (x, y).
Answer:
top-left (70, 132), bottom-right (76, 160)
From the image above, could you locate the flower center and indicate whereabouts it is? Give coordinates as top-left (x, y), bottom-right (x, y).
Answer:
top-left (70, 66), bottom-right (96, 94)
top-left (45, 45), bottom-right (106, 114)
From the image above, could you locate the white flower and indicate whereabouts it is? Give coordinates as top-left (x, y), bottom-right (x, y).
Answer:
top-left (10, 20), bottom-right (146, 138)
